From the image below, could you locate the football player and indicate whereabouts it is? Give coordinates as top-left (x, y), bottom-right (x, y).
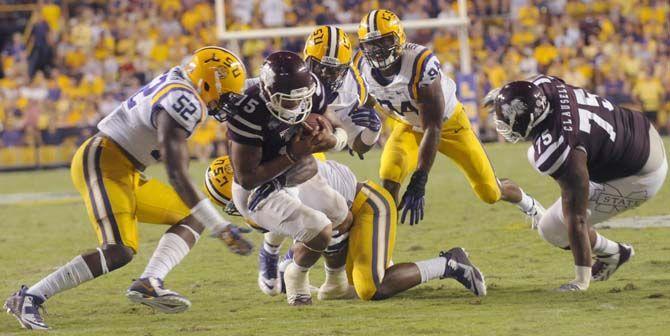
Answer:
top-left (253, 26), bottom-right (383, 297)
top-left (355, 9), bottom-right (543, 226)
top-left (205, 156), bottom-right (486, 300)
top-left (226, 51), bottom-right (350, 305)
top-left (4, 47), bottom-right (253, 330)
top-left (488, 75), bottom-right (667, 291)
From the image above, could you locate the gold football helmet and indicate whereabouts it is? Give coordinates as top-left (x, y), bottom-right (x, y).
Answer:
top-left (304, 25), bottom-right (353, 91)
top-left (204, 155), bottom-right (239, 216)
top-left (358, 9), bottom-right (406, 70)
top-left (185, 46), bottom-right (247, 122)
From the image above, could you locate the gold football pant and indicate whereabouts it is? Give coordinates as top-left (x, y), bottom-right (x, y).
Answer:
top-left (70, 136), bottom-right (191, 253)
top-left (345, 181), bottom-right (397, 301)
top-left (379, 104), bottom-right (501, 204)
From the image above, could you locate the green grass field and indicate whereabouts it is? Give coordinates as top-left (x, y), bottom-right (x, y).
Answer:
top-left (1, 141), bottom-right (669, 336)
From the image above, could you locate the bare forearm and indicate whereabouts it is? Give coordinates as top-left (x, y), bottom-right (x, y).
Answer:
top-left (163, 138), bottom-right (202, 208)
top-left (563, 190), bottom-right (591, 266)
top-left (416, 126), bottom-right (440, 173)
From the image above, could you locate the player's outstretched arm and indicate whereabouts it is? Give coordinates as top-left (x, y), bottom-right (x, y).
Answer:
top-left (556, 149), bottom-right (593, 290)
top-left (398, 75), bottom-right (445, 226)
top-left (157, 109), bottom-right (252, 255)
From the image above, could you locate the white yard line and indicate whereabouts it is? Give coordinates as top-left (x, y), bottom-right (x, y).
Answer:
top-left (0, 192), bottom-right (81, 206)
top-left (595, 216), bottom-right (670, 229)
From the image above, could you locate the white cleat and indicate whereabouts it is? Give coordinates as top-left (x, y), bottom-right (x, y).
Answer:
top-left (317, 269), bottom-right (356, 300)
top-left (4, 285), bottom-right (49, 330)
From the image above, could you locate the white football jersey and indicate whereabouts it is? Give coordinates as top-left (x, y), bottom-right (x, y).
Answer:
top-left (356, 43), bottom-right (458, 129)
top-left (315, 160), bottom-right (358, 206)
top-left (98, 66), bottom-right (206, 167)
top-left (326, 67), bottom-right (369, 147)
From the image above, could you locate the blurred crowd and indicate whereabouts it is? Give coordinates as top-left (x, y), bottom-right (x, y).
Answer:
top-left (0, 0), bottom-right (668, 168)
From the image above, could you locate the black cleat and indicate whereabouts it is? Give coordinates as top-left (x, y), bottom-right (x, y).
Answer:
top-left (440, 247), bottom-right (487, 296)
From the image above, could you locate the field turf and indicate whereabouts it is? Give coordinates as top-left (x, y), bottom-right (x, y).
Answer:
top-left (1, 140), bottom-right (669, 336)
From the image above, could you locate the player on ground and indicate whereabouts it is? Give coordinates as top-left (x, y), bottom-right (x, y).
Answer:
top-left (355, 9), bottom-right (543, 226)
top-left (206, 157), bottom-right (486, 300)
top-left (254, 26), bottom-right (383, 296)
top-left (487, 75), bottom-right (667, 291)
top-left (226, 51), bottom-right (349, 305)
top-left (4, 47), bottom-right (253, 330)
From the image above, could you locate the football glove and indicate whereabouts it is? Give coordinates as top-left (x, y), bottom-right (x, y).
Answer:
top-left (347, 147), bottom-right (365, 160)
top-left (211, 224), bottom-right (253, 256)
top-left (349, 107), bottom-right (381, 132)
top-left (399, 170), bottom-right (428, 226)
top-left (248, 176), bottom-right (286, 212)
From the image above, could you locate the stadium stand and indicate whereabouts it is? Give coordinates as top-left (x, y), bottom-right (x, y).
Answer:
top-left (1, 0), bottom-right (668, 170)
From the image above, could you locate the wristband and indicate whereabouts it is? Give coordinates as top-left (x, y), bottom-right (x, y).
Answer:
top-left (330, 127), bottom-right (348, 152)
top-left (360, 128), bottom-right (380, 146)
top-left (191, 198), bottom-right (230, 230)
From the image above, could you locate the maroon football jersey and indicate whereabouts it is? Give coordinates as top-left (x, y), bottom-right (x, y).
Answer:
top-left (529, 75), bottom-right (650, 182)
top-left (227, 74), bottom-right (327, 164)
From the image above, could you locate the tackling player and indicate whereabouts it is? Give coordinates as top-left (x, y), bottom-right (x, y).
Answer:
top-left (355, 9), bottom-right (543, 226)
top-left (4, 47), bottom-right (253, 330)
top-left (226, 51), bottom-right (350, 305)
top-left (488, 75), bottom-right (667, 291)
top-left (205, 157), bottom-right (486, 300)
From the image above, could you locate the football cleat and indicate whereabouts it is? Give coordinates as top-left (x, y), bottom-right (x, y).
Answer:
top-left (556, 282), bottom-right (586, 292)
top-left (258, 248), bottom-right (281, 296)
top-left (126, 277), bottom-right (191, 314)
top-left (441, 248), bottom-right (487, 297)
top-left (278, 250), bottom-right (294, 294)
top-left (524, 197), bottom-right (545, 230)
top-left (4, 285), bottom-right (49, 330)
top-left (317, 268), bottom-right (356, 301)
top-left (592, 243), bottom-right (635, 281)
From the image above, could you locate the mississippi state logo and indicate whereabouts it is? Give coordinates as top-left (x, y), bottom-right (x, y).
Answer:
top-left (591, 183), bottom-right (648, 214)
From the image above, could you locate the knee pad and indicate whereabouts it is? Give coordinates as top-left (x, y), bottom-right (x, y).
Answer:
top-left (473, 183), bottom-right (501, 204)
top-left (294, 210), bottom-right (332, 246)
top-left (537, 218), bottom-right (570, 249)
top-left (101, 244), bottom-right (134, 272)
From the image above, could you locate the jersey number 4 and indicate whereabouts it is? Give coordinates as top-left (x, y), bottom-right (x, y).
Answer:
top-left (377, 99), bottom-right (418, 116)
top-left (574, 89), bottom-right (616, 142)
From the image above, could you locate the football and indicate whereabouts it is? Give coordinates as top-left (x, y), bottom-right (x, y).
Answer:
top-left (302, 113), bottom-right (333, 135)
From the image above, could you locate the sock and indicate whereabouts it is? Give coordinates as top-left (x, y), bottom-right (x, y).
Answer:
top-left (263, 241), bottom-right (280, 255)
top-left (592, 234), bottom-right (620, 257)
top-left (284, 262), bottom-right (311, 298)
top-left (515, 189), bottom-right (535, 213)
top-left (141, 232), bottom-right (192, 280)
top-left (572, 265), bottom-right (591, 290)
top-left (414, 257), bottom-right (447, 283)
top-left (263, 232), bottom-right (285, 254)
top-left (27, 255), bottom-right (94, 300)
top-left (324, 264), bottom-right (347, 286)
